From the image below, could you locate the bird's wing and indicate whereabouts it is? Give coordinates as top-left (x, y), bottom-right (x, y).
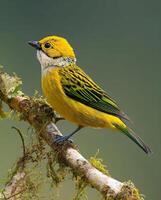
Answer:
top-left (59, 64), bottom-right (129, 121)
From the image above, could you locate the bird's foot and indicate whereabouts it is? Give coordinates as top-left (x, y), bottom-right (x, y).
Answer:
top-left (54, 135), bottom-right (73, 144)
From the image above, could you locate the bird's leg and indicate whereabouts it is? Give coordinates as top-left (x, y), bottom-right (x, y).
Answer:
top-left (55, 116), bottom-right (65, 123)
top-left (54, 126), bottom-right (83, 144)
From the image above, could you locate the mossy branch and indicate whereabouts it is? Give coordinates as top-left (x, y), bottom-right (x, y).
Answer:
top-left (0, 68), bottom-right (144, 200)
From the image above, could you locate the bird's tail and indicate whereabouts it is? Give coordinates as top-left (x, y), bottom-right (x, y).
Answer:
top-left (113, 123), bottom-right (152, 154)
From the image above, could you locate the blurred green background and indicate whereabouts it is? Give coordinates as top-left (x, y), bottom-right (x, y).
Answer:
top-left (0, 0), bottom-right (161, 199)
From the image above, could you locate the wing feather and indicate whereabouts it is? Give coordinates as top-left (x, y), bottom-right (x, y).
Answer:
top-left (59, 64), bottom-right (129, 121)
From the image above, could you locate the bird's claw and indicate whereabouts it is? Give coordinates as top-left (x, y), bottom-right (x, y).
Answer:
top-left (54, 135), bottom-right (73, 144)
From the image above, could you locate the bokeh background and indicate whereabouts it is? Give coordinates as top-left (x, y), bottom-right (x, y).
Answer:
top-left (0, 0), bottom-right (161, 199)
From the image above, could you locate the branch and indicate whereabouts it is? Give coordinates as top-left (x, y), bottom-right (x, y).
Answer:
top-left (0, 69), bottom-right (143, 200)
top-left (1, 172), bottom-right (26, 200)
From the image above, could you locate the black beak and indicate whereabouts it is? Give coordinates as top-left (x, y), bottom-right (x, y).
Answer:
top-left (28, 40), bottom-right (41, 50)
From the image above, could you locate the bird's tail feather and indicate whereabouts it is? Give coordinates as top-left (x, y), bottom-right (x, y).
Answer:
top-left (113, 123), bottom-right (152, 154)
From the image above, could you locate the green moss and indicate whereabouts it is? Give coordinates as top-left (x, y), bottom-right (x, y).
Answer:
top-left (72, 150), bottom-right (111, 200)
top-left (46, 151), bottom-right (68, 187)
top-left (73, 175), bottom-right (88, 200)
top-left (101, 181), bottom-right (144, 200)
top-left (115, 181), bottom-right (144, 200)
top-left (89, 150), bottom-right (110, 176)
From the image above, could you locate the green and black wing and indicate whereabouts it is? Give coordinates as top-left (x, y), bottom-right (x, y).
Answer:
top-left (59, 64), bottom-right (129, 121)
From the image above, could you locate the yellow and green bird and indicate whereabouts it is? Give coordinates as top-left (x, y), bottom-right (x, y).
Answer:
top-left (28, 35), bottom-right (151, 154)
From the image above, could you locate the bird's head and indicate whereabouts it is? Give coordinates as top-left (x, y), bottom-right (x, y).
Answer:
top-left (28, 35), bottom-right (76, 69)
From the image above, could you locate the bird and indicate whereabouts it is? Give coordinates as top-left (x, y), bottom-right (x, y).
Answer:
top-left (28, 35), bottom-right (151, 154)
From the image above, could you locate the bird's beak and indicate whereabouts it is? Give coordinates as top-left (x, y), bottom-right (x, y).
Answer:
top-left (28, 40), bottom-right (41, 50)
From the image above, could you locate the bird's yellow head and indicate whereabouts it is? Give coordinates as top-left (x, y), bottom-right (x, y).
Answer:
top-left (29, 35), bottom-right (75, 58)
top-left (28, 35), bottom-right (76, 69)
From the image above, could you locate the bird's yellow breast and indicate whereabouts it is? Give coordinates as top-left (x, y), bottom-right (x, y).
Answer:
top-left (42, 67), bottom-right (125, 128)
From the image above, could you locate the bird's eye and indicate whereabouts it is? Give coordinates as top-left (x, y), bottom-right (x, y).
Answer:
top-left (44, 43), bottom-right (51, 48)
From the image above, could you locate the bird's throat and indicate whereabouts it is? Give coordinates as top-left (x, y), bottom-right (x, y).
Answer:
top-left (37, 50), bottom-right (76, 74)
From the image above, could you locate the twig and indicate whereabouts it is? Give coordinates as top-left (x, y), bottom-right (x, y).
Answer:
top-left (1, 172), bottom-right (26, 200)
top-left (11, 127), bottom-right (26, 159)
